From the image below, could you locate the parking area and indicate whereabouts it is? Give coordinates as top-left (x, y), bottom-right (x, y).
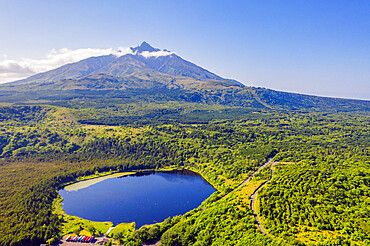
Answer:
top-left (53, 235), bottom-right (110, 245)
top-left (54, 241), bottom-right (96, 246)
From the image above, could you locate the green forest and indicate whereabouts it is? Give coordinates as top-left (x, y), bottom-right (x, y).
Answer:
top-left (0, 104), bottom-right (369, 246)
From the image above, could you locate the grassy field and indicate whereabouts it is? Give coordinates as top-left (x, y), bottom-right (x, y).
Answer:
top-left (108, 223), bottom-right (136, 239)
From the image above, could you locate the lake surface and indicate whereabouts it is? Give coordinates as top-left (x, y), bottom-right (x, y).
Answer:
top-left (59, 170), bottom-right (216, 228)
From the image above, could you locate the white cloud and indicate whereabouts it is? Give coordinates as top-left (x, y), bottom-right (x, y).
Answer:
top-left (112, 47), bottom-right (135, 57)
top-left (0, 60), bottom-right (34, 74)
top-left (0, 47), bottom-right (115, 83)
top-left (140, 50), bottom-right (174, 58)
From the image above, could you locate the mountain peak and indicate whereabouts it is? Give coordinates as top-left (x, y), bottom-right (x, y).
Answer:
top-left (132, 41), bottom-right (160, 53)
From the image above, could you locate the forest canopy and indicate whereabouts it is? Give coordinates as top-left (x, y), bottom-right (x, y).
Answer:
top-left (0, 105), bottom-right (369, 246)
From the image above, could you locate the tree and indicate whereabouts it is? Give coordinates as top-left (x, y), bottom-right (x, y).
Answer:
top-left (161, 229), bottom-right (181, 246)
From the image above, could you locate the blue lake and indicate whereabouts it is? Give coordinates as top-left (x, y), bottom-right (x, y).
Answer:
top-left (59, 170), bottom-right (216, 228)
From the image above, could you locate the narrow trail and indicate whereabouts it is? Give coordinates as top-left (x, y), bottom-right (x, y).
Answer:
top-left (216, 157), bottom-right (275, 203)
top-left (250, 161), bottom-right (279, 237)
top-left (237, 158), bottom-right (274, 189)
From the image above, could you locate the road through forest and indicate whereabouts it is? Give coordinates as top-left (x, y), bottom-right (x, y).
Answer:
top-left (219, 157), bottom-right (277, 236)
top-left (250, 161), bottom-right (279, 236)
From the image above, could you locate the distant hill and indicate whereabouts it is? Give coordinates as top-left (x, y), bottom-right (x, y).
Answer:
top-left (0, 42), bottom-right (369, 122)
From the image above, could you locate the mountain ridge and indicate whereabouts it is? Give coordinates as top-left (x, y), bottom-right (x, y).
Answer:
top-left (8, 42), bottom-right (234, 86)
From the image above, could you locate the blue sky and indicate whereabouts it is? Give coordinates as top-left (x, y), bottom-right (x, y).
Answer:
top-left (0, 0), bottom-right (369, 99)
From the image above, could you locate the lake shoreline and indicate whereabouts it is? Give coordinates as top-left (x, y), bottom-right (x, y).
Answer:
top-left (54, 166), bottom-right (217, 238)
top-left (58, 166), bottom-right (217, 192)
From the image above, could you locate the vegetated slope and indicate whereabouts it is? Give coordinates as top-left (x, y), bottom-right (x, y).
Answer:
top-left (0, 73), bottom-right (369, 119)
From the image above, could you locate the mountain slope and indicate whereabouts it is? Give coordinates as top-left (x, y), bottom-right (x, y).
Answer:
top-left (9, 42), bottom-right (234, 86)
top-left (93, 54), bottom-right (157, 77)
top-left (12, 55), bottom-right (117, 85)
top-left (136, 54), bottom-right (224, 81)
top-left (0, 73), bottom-right (369, 115)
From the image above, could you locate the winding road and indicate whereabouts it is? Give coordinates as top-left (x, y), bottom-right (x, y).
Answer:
top-left (218, 157), bottom-right (277, 236)
top-left (250, 161), bottom-right (278, 236)
top-left (217, 158), bottom-right (275, 202)
top-left (238, 158), bottom-right (275, 189)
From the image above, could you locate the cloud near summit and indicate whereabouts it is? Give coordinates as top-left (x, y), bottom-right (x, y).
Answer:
top-left (0, 47), bottom-right (119, 83)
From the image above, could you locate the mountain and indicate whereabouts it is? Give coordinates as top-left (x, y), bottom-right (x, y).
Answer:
top-left (0, 42), bottom-right (369, 122)
top-left (10, 42), bottom-right (229, 85)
